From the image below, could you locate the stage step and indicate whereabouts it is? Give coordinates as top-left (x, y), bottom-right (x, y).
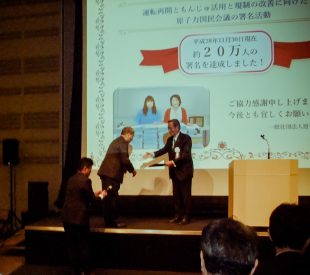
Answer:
top-left (24, 216), bottom-right (274, 272)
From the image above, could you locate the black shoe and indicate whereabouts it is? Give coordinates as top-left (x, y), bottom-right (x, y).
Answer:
top-left (179, 217), bottom-right (190, 225)
top-left (105, 221), bottom-right (127, 228)
top-left (105, 222), bottom-right (126, 228)
top-left (116, 222), bottom-right (127, 228)
top-left (105, 222), bottom-right (116, 228)
top-left (169, 216), bottom-right (181, 223)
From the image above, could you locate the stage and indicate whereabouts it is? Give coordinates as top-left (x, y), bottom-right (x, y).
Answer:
top-left (24, 214), bottom-right (272, 273)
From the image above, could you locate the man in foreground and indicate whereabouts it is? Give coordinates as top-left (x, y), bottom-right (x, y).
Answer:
top-left (200, 218), bottom-right (259, 275)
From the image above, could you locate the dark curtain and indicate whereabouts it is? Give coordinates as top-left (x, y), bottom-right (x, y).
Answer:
top-left (54, 0), bottom-right (82, 209)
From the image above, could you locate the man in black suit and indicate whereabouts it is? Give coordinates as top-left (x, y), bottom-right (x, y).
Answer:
top-left (62, 157), bottom-right (106, 275)
top-left (97, 126), bottom-right (137, 228)
top-left (201, 218), bottom-right (259, 275)
top-left (144, 119), bottom-right (193, 225)
top-left (254, 203), bottom-right (309, 275)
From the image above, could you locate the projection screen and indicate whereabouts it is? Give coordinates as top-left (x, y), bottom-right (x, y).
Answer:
top-left (83, 0), bottom-right (310, 195)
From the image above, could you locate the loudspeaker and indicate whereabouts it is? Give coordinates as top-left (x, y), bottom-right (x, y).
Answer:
top-left (2, 138), bottom-right (19, 165)
top-left (28, 181), bottom-right (49, 214)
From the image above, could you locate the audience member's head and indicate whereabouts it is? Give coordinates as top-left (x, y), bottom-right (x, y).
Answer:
top-left (268, 203), bottom-right (310, 251)
top-left (200, 218), bottom-right (258, 275)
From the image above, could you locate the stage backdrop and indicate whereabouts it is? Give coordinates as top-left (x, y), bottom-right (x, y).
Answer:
top-left (82, 0), bottom-right (310, 196)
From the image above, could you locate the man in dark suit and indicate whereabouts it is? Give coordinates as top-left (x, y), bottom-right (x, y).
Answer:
top-left (62, 157), bottom-right (106, 275)
top-left (201, 218), bottom-right (259, 275)
top-left (97, 126), bottom-right (137, 228)
top-left (254, 203), bottom-right (309, 275)
top-left (144, 119), bottom-right (193, 225)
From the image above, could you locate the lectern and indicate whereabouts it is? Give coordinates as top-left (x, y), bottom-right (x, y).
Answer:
top-left (228, 159), bottom-right (298, 227)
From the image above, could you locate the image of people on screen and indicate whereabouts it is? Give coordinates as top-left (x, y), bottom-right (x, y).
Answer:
top-left (135, 95), bottom-right (162, 125)
top-left (113, 87), bottom-right (210, 151)
top-left (163, 94), bottom-right (188, 124)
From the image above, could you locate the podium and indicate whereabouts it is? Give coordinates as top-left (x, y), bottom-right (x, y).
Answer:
top-left (228, 159), bottom-right (298, 227)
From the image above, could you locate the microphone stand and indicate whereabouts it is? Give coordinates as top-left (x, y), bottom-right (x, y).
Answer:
top-left (260, 135), bottom-right (271, 159)
top-left (1, 162), bottom-right (22, 238)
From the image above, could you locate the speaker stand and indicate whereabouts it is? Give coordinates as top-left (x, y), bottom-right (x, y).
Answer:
top-left (1, 163), bottom-right (22, 238)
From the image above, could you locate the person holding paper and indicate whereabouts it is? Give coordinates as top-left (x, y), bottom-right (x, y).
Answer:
top-left (144, 119), bottom-right (193, 225)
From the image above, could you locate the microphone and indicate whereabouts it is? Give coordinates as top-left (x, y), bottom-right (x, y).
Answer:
top-left (99, 185), bottom-right (112, 199)
top-left (260, 134), bottom-right (270, 159)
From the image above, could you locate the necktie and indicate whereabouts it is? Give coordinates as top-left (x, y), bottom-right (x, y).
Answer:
top-left (173, 138), bottom-right (176, 148)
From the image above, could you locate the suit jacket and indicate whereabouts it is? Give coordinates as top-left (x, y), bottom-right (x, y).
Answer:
top-left (62, 172), bottom-right (97, 226)
top-left (154, 131), bottom-right (193, 181)
top-left (254, 251), bottom-right (309, 275)
top-left (97, 136), bottom-right (135, 183)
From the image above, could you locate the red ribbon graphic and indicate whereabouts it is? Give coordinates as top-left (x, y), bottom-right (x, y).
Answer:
top-left (140, 47), bottom-right (178, 73)
top-left (140, 41), bottom-right (310, 73)
top-left (274, 41), bottom-right (310, 67)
